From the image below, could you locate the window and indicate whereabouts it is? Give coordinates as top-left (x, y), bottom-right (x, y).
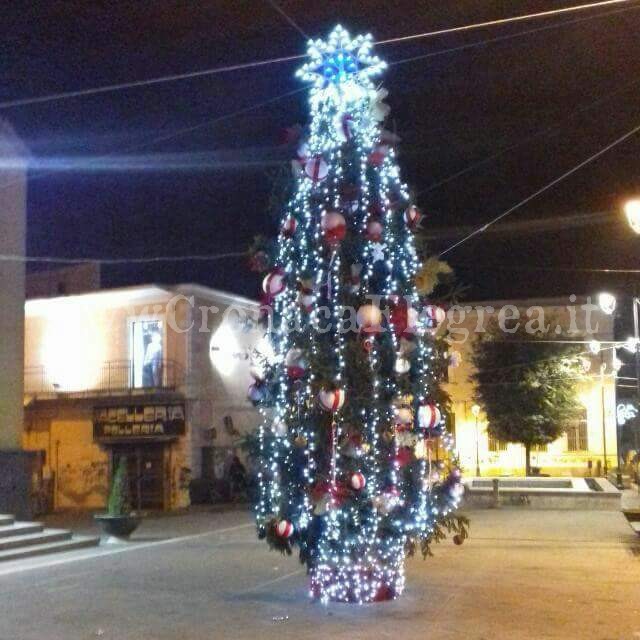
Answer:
top-left (488, 433), bottom-right (508, 452)
top-left (131, 320), bottom-right (163, 388)
top-left (566, 410), bottom-right (588, 452)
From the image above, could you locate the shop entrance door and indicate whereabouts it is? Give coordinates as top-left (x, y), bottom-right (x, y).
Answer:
top-left (112, 444), bottom-right (165, 510)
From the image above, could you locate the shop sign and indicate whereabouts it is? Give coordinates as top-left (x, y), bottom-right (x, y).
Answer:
top-left (94, 404), bottom-right (185, 440)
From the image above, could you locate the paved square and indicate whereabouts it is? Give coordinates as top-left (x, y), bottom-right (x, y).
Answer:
top-left (0, 507), bottom-right (638, 640)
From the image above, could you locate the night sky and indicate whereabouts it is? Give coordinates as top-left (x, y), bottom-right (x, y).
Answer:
top-left (4, 1), bottom-right (640, 301)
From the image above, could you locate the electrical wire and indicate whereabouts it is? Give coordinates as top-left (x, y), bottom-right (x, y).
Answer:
top-left (0, 251), bottom-right (247, 265)
top-left (389, 2), bottom-right (640, 67)
top-left (439, 121), bottom-right (640, 257)
top-left (0, 0), bottom-right (633, 110)
top-left (377, 0), bottom-right (632, 45)
top-left (264, 0), bottom-right (310, 39)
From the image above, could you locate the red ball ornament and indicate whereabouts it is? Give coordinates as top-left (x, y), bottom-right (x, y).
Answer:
top-left (275, 519), bottom-right (294, 538)
top-left (368, 144), bottom-right (389, 167)
top-left (285, 347), bottom-right (307, 380)
top-left (304, 155), bottom-right (328, 182)
top-left (318, 388), bottom-right (346, 412)
top-left (282, 216), bottom-right (297, 238)
top-left (350, 472), bottom-right (366, 491)
top-left (404, 205), bottom-right (422, 230)
top-left (262, 268), bottom-right (286, 297)
top-left (394, 446), bottom-right (414, 468)
top-left (390, 298), bottom-right (418, 338)
top-left (365, 219), bottom-right (384, 242)
top-left (320, 211), bottom-right (346, 247)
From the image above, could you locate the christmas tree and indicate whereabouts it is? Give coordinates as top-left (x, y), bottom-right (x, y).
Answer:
top-left (249, 25), bottom-right (465, 604)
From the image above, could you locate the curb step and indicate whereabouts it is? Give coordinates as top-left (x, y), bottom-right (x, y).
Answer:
top-left (0, 529), bottom-right (71, 552)
top-left (0, 535), bottom-right (100, 562)
top-left (0, 522), bottom-right (44, 539)
top-left (0, 515), bottom-right (15, 527)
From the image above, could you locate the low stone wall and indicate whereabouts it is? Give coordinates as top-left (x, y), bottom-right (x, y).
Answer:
top-left (462, 477), bottom-right (621, 510)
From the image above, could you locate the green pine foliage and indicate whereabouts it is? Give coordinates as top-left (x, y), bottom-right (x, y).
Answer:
top-left (107, 457), bottom-right (132, 516)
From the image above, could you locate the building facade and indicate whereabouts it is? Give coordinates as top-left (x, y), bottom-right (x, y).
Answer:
top-left (23, 284), bottom-right (260, 511)
top-left (443, 297), bottom-right (618, 477)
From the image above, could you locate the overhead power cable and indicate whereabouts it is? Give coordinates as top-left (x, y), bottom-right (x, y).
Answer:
top-left (439, 121), bottom-right (640, 257)
top-left (0, 0), bottom-right (633, 110)
top-left (0, 251), bottom-right (247, 266)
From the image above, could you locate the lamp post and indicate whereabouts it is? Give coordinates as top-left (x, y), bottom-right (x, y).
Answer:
top-left (471, 403), bottom-right (481, 477)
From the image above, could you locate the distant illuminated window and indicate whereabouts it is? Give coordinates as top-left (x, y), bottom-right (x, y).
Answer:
top-left (131, 320), bottom-right (163, 388)
top-left (488, 433), bottom-right (508, 452)
top-left (566, 409), bottom-right (588, 452)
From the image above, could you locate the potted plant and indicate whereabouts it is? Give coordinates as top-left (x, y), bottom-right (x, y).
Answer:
top-left (95, 457), bottom-right (140, 539)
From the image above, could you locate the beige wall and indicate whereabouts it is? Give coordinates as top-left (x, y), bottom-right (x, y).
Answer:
top-left (443, 298), bottom-right (618, 477)
top-left (22, 285), bottom-right (260, 510)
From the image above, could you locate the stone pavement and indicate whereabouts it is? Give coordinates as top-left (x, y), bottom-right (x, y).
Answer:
top-left (0, 505), bottom-right (638, 640)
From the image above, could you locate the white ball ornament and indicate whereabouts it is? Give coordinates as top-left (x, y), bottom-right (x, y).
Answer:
top-left (357, 303), bottom-right (383, 334)
top-left (350, 472), bottom-right (366, 491)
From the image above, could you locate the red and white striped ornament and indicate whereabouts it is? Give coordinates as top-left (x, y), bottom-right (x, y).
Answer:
top-left (350, 472), bottom-right (366, 491)
top-left (362, 334), bottom-right (376, 353)
top-left (262, 268), bottom-right (286, 297)
top-left (282, 216), bottom-right (297, 238)
top-left (275, 519), bottom-right (294, 538)
top-left (404, 205), bottom-right (422, 230)
top-left (365, 218), bottom-right (384, 242)
top-left (318, 388), bottom-right (346, 412)
top-left (304, 155), bottom-right (329, 182)
top-left (417, 402), bottom-right (442, 431)
top-left (320, 211), bottom-right (346, 246)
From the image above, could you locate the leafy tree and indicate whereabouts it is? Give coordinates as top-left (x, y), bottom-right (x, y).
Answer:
top-left (471, 319), bottom-right (584, 475)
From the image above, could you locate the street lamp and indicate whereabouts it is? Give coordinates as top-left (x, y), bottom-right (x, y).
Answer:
top-left (624, 198), bottom-right (640, 234)
top-left (471, 403), bottom-right (481, 478)
top-left (598, 292), bottom-right (617, 316)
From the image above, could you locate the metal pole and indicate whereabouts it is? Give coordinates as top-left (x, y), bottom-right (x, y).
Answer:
top-left (475, 416), bottom-right (481, 477)
top-left (601, 356), bottom-right (608, 477)
top-left (634, 296), bottom-right (640, 488)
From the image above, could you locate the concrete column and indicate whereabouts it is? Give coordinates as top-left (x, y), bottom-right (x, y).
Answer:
top-left (0, 119), bottom-right (27, 449)
top-left (0, 119), bottom-right (34, 518)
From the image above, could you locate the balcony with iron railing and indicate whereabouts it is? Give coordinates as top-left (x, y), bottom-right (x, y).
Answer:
top-left (24, 359), bottom-right (185, 399)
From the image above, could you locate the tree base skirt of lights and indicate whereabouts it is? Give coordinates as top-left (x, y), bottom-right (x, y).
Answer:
top-left (310, 558), bottom-right (406, 604)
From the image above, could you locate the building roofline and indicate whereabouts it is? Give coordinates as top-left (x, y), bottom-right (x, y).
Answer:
top-left (25, 283), bottom-right (258, 314)
top-left (458, 295), bottom-right (598, 308)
